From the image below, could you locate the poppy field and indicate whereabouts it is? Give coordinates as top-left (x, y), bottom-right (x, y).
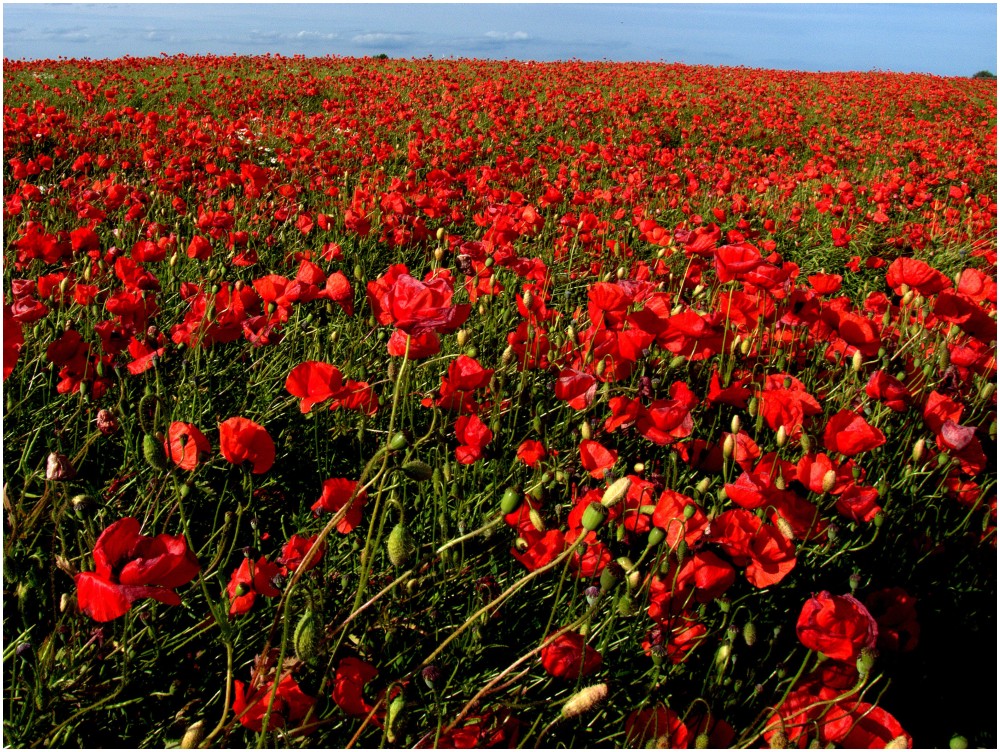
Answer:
top-left (2, 55), bottom-right (997, 748)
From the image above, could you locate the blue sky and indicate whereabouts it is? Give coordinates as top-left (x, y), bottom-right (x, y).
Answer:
top-left (3, 3), bottom-right (997, 76)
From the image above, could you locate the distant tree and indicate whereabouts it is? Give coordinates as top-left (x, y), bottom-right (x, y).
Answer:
top-left (375, 53), bottom-right (389, 61)
top-left (972, 70), bottom-right (996, 79)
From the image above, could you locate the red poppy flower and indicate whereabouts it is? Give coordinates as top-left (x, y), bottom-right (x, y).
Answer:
top-left (823, 410), bottom-right (886, 457)
top-left (387, 329), bottom-right (441, 359)
top-left (164, 421), bottom-right (211, 471)
top-left (511, 529), bottom-right (566, 571)
top-left (75, 517), bottom-right (200, 622)
top-left (579, 439), bottom-right (617, 479)
top-left (758, 379), bottom-right (822, 438)
top-left (233, 674), bottom-right (315, 732)
top-left (865, 370), bottom-right (911, 412)
top-left (322, 271), bottom-right (354, 315)
top-left (3, 303), bottom-right (24, 380)
top-left (885, 257), bottom-right (951, 296)
top-left (624, 705), bottom-right (691, 749)
top-left (516, 439), bottom-right (546, 468)
top-left (332, 657), bottom-right (380, 718)
top-left (837, 703), bottom-right (912, 749)
top-left (554, 368), bottom-right (597, 411)
top-left (367, 264), bottom-right (469, 335)
top-left (745, 522), bottom-right (797, 588)
top-left (311, 478), bottom-right (366, 533)
top-left (796, 591), bottom-right (878, 662)
top-left (227, 556), bottom-right (282, 616)
top-left (278, 534), bottom-right (326, 573)
top-left (539, 631), bottom-right (603, 680)
top-left (285, 361), bottom-right (345, 413)
top-left (651, 489), bottom-right (707, 548)
top-left (219, 417), bottom-right (275, 474)
top-left (455, 414), bottom-right (493, 464)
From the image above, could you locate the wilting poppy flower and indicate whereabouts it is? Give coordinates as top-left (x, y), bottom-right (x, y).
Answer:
top-left (75, 517), bottom-right (200, 622)
top-left (579, 440), bottom-right (617, 479)
top-left (227, 556), bottom-right (282, 616)
top-left (823, 410), bottom-right (886, 457)
top-left (311, 478), bottom-right (367, 533)
top-left (796, 591), bottom-right (878, 662)
top-left (233, 674), bottom-right (315, 732)
top-left (219, 417), bottom-right (275, 474)
top-left (539, 631), bottom-right (603, 680)
top-left (164, 421), bottom-right (211, 471)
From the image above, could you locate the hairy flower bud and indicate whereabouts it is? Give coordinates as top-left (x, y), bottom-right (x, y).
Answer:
top-left (561, 683), bottom-right (608, 719)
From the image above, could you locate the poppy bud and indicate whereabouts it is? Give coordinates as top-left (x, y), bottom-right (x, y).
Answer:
top-left (294, 609), bottom-right (319, 661)
top-left (180, 720), bottom-right (205, 749)
top-left (353, 264), bottom-right (364, 280)
top-left (500, 487), bottom-right (522, 515)
top-left (389, 431), bottom-right (410, 451)
top-left (800, 433), bottom-right (813, 453)
top-left (714, 642), bottom-right (731, 672)
top-left (851, 349), bottom-right (863, 373)
top-left (949, 736), bottom-right (969, 749)
top-left (775, 515), bottom-right (795, 541)
top-left (821, 469), bottom-right (837, 493)
top-left (768, 730), bottom-right (788, 749)
top-left (774, 474), bottom-right (786, 491)
top-left (980, 381), bottom-right (996, 401)
top-left (722, 434), bottom-right (735, 460)
top-left (695, 478), bottom-right (711, 497)
top-left (740, 338), bottom-right (752, 356)
top-left (501, 345), bottom-right (515, 365)
top-left (579, 420), bottom-right (592, 441)
top-left (386, 694), bottom-right (406, 744)
top-left (582, 502), bottom-right (608, 532)
top-left (731, 415), bottom-right (742, 434)
top-left (776, 425), bottom-right (788, 448)
top-left (674, 539), bottom-right (688, 563)
top-left (402, 460), bottom-right (433, 482)
top-left (743, 621), bottom-right (758, 646)
top-left (669, 355), bottom-right (687, 369)
top-left (911, 438), bottom-right (926, 463)
top-left (46, 452), bottom-right (76, 481)
top-left (695, 733), bottom-right (710, 748)
top-left (386, 523), bottom-right (416, 567)
top-left (616, 266), bottom-right (627, 280)
top-left (601, 477), bottom-right (631, 508)
top-left (748, 397), bottom-right (759, 417)
top-left (456, 329), bottom-right (468, 347)
top-left (528, 507), bottom-right (545, 533)
top-left (874, 511), bottom-right (885, 528)
top-left (143, 433), bottom-right (168, 471)
top-left (561, 683), bottom-right (608, 719)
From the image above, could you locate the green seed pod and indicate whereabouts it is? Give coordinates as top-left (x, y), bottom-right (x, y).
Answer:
top-left (743, 621), bottom-right (758, 647)
top-left (617, 593), bottom-right (638, 616)
top-left (402, 460), bottom-right (433, 482)
top-left (143, 433), bottom-right (168, 471)
top-left (599, 560), bottom-right (624, 591)
top-left (581, 502), bottom-right (608, 532)
top-left (386, 523), bottom-right (416, 567)
top-left (389, 432), bottom-right (410, 451)
top-left (694, 732), bottom-right (710, 749)
top-left (647, 526), bottom-right (666, 548)
top-left (500, 487), bottom-right (522, 515)
top-left (293, 609), bottom-right (319, 662)
top-left (949, 736), bottom-right (969, 749)
top-left (856, 647), bottom-right (876, 677)
top-left (71, 494), bottom-right (97, 515)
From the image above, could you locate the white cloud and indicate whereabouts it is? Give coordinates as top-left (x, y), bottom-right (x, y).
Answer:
top-left (351, 32), bottom-right (409, 46)
top-left (484, 30), bottom-right (530, 41)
